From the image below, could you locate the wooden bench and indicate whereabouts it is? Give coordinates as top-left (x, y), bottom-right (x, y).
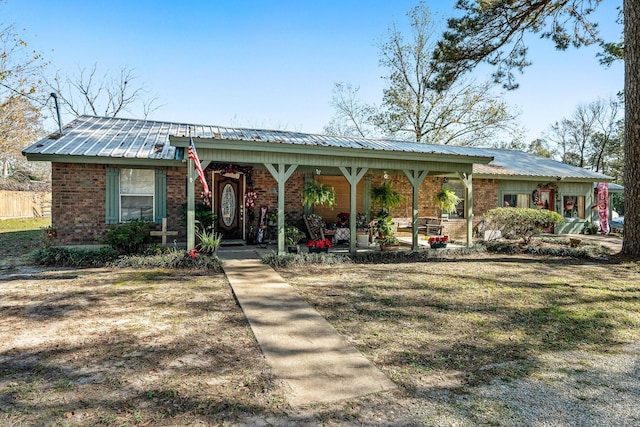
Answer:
top-left (424, 217), bottom-right (444, 236)
top-left (392, 217), bottom-right (444, 236)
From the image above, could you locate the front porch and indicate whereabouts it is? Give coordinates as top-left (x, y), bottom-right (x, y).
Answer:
top-left (169, 131), bottom-right (493, 254)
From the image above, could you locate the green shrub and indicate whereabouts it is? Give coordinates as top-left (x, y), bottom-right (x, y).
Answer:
top-left (33, 247), bottom-right (119, 267)
top-left (483, 238), bottom-right (611, 258)
top-left (100, 219), bottom-right (155, 254)
top-left (582, 222), bottom-right (599, 235)
top-left (484, 208), bottom-right (563, 244)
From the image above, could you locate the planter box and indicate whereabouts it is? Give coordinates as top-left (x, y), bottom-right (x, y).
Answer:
top-left (430, 242), bottom-right (447, 249)
top-left (308, 247), bottom-right (329, 253)
top-left (380, 244), bottom-right (400, 251)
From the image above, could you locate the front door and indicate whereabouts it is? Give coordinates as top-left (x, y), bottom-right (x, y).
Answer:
top-left (216, 176), bottom-right (243, 239)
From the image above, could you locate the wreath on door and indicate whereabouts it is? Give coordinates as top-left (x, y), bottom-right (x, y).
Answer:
top-left (531, 182), bottom-right (559, 206)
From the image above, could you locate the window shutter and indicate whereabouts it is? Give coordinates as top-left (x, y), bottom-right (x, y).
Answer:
top-left (105, 168), bottom-right (119, 224)
top-left (155, 169), bottom-right (167, 223)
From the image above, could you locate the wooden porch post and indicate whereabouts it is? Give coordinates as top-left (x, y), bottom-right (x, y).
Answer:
top-left (339, 166), bottom-right (368, 253)
top-left (458, 172), bottom-right (474, 247)
top-left (187, 158), bottom-right (196, 250)
top-left (404, 169), bottom-right (429, 251)
top-left (264, 163), bottom-right (298, 254)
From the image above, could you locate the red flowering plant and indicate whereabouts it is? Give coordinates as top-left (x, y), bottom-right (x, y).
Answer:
top-left (427, 235), bottom-right (449, 245)
top-left (306, 237), bottom-right (333, 249)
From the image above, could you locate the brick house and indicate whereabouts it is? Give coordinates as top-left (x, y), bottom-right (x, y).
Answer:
top-left (23, 116), bottom-right (612, 253)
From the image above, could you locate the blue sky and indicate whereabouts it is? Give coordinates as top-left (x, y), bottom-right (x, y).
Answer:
top-left (4, 0), bottom-right (623, 142)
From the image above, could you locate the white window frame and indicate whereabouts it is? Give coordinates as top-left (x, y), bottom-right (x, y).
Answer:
top-left (119, 169), bottom-right (155, 222)
top-left (503, 193), bottom-right (530, 209)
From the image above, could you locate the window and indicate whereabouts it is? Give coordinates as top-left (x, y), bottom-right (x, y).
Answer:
top-left (106, 168), bottom-right (166, 224)
top-left (503, 194), bottom-right (529, 208)
top-left (120, 169), bottom-right (154, 221)
top-left (443, 180), bottom-right (465, 218)
top-left (563, 195), bottom-right (585, 219)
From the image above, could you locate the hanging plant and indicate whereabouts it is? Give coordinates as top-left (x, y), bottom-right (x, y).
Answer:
top-left (370, 180), bottom-right (403, 215)
top-left (302, 180), bottom-right (337, 208)
top-left (433, 189), bottom-right (460, 214)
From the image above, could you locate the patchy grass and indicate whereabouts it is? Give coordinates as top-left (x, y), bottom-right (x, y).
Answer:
top-left (0, 218), bottom-right (51, 268)
top-left (279, 255), bottom-right (640, 391)
top-left (1, 223), bottom-right (639, 425)
top-left (0, 268), bottom-right (286, 426)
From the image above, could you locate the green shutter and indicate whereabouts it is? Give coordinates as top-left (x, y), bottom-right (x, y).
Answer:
top-left (155, 169), bottom-right (167, 223)
top-left (105, 168), bottom-right (119, 224)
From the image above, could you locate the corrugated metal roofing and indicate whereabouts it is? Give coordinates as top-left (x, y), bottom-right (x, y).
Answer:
top-left (472, 148), bottom-right (611, 180)
top-left (23, 115), bottom-right (611, 181)
top-left (23, 115), bottom-right (490, 160)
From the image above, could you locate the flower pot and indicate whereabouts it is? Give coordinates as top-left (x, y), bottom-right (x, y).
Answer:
top-left (380, 244), bottom-right (400, 251)
top-left (308, 247), bottom-right (329, 253)
top-left (430, 242), bottom-right (447, 249)
top-left (356, 233), bottom-right (370, 248)
top-left (287, 245), bottom-right (299, 253)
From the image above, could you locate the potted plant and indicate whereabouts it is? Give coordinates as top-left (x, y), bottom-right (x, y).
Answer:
top-left (370, 180), bottom-right (403, 214)
top-left (302, 180), bottom-right (336, 208)
top-left (427, 235), bottom-right (449, 249)
top-left (433, 189), bottom-right (460, 216)
top-left (378, 235), bottom-right (400, 251)
top-left (284, 224), bottom-right (305, 253)
top-left (267, 211), bottom-right (278, 226)
top-left (370, 180), bottom-right (403, 249)
top-left (306, 237), bottom-right (333, 253)
top-left (355, 212), bottom-right (370, 247)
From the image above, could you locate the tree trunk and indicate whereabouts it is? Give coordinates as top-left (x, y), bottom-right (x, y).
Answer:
top-left (623, 0), bottom-right (640, 256)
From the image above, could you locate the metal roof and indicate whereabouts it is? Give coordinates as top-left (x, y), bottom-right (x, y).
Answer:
top-left (23, 115), bottom-right (611, 181)
top-left (472, 148), bottom-right (611, 181)
top-left (23, 115), bottom-right (490, 161)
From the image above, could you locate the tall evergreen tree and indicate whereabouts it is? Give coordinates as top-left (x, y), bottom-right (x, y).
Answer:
top-left (433, 0), bottom-right (638, 257)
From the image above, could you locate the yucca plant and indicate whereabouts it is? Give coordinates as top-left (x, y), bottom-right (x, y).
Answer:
top-left (196, 228), bottom-right (222, 255)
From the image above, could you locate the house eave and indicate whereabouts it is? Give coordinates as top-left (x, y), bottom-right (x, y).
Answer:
top-left (474, 173), bottom-right (613, 183)
top-left (23, 153), bottom-right (184, 167)
top-left (169, 136), bottom-right (494, 167)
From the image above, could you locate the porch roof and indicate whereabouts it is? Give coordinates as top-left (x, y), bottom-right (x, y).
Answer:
top-left (472, 148), bottom-right (612, 182)
top-left (23, 115), bottom-right (492, 173)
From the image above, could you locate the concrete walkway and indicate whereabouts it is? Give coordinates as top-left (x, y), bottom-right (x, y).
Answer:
top-left (552, 233), bottom-right (623, 253)
top-left (220, 253), bottom-right (396, 407)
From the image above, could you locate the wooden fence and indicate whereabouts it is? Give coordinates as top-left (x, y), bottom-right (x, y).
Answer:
top-left (0, 190), bottom-right (52, 219)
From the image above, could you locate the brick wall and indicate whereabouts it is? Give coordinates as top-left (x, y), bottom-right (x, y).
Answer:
top-left (166, 167), bottom-right (188, 241)
top-left (51, 163), bottom-right (187, 245)
top-left (249, 169), bottom-right (306, 231)
top-left (50, 162), bottom-right (498, 245)
top-left (51, 163), bottom-right (107, 244)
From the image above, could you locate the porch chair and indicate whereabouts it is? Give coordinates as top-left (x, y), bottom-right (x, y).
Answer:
top-left (303, 213), bottom-right (335, 241)
top-left (425, 217), bottom-right (445, 236)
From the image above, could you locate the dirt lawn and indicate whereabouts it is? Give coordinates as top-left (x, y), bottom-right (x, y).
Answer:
top-left (0, 267), bottom-right (287, 426)
top-left (2, 254), bottom-right (640, 426)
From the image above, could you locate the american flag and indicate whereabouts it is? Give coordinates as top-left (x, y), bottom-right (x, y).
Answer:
top-left (188, 138), bottom-right (211, 206)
